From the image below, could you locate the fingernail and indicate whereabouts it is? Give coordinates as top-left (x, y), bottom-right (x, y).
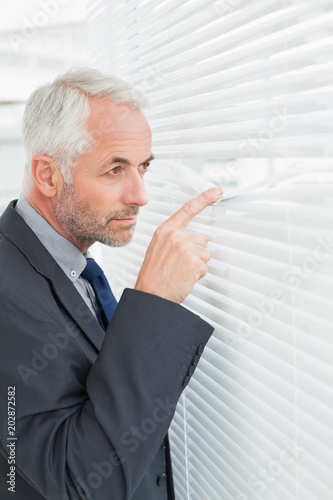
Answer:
top-left (211, 187), bottom-right (223, 197)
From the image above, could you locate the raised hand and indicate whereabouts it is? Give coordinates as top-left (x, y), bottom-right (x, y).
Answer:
top-left (134, 187), bottom-right (223, 303)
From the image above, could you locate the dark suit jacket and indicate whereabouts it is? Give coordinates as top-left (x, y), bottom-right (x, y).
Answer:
top-left (0, 201), bottom-right (213, 500)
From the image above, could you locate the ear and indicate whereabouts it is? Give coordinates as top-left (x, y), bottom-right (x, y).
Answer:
top-left (31, 155), bottom-right (64, 198)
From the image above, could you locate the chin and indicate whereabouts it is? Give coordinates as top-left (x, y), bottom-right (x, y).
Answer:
top-left (102, 228), bottom-right (135, 248)
top-left (105, 239), bottom-right (132, 248)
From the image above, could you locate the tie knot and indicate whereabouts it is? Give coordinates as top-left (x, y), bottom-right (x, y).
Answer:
top-left (81, 258), bottom-right (104, 282)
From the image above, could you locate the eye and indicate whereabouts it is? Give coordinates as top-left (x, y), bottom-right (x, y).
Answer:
top-left (108, 166), bottom-right (122, 175)
top-left (138, 162), bottom-right (150, 172)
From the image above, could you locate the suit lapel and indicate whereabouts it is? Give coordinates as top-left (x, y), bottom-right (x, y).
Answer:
top-left (0, 201), bottom-right (105, 352)
top-left (51, 270), bottom-right (105, 352)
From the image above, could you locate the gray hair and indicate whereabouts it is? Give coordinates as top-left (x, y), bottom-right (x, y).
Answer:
top-left (22, 67), bottom-right (149, 193)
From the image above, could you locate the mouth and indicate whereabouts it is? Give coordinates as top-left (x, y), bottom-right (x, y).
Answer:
top-left (113, 217), bottom-right (137, 224)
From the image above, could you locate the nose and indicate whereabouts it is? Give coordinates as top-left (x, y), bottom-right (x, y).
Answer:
top-left (121, 169), bottom-right (149, 207)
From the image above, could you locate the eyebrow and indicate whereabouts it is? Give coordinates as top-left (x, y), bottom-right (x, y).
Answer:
top-left (107, 154), bottom-right (155, 167)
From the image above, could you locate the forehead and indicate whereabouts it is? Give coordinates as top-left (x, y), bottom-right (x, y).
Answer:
top-left (88, 98), bottom-right (152, 147)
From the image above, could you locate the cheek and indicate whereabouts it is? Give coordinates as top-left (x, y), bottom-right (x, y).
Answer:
top-left (72, 169), bottom-right (124, 211)
top-left (82, 182), bottom-right (123, 213)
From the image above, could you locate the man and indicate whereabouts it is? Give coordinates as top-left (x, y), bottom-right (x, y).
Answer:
top-left (0, 68), bottom-right (223, 499)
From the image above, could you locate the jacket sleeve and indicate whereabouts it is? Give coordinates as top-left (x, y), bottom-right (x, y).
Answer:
top-left (0, 287), bottom-right (213, 500)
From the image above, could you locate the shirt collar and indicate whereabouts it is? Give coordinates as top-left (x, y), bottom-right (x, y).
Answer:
top-left (15, 196), bottom-right (87, 282)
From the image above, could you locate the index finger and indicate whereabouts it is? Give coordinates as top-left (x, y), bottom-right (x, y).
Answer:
top-left (165, 187), bottom-right (223, 230)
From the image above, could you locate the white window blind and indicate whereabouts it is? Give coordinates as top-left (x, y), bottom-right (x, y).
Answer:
top-left (86, 1), bottom-right (333, 499)
top-left (86, 0), bottom-right (333, 159)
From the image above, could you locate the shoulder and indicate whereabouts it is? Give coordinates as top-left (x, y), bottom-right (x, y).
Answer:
top-left (0, 232), bottom-right (51, 298)
top-left (0, 200), bottom-right (58, 296)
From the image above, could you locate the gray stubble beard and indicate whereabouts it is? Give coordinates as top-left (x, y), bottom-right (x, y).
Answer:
top-left (55, 183), bottom-right (138, 250)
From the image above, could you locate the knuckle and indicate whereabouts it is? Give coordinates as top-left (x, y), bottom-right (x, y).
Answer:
top-left (205, 249), bottom-right (212, 262)
top-left (169, 228), bottom-right (181, 244)
top-left (201, 264), bottom-right (208, 278)
top-left (188, 254), bottom-right (199, 267)
top-left (154, 225), bottom-right (163, 238)
top-left (169, 228), bottom-right (179, 238)
top-left (154, 225), bottom-right (168, 239)
top-left (201, 190), bottom-right (212, 203)
top-left (200, 263), bottom-right (208, 278)
top-left (175, 239), bottom-right (187, 253)
top-left (182, 200), bottom-right (194, 215)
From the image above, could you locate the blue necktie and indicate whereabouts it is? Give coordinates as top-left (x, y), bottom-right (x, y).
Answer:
top-left (81, 258), bottom-right (117, 331)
